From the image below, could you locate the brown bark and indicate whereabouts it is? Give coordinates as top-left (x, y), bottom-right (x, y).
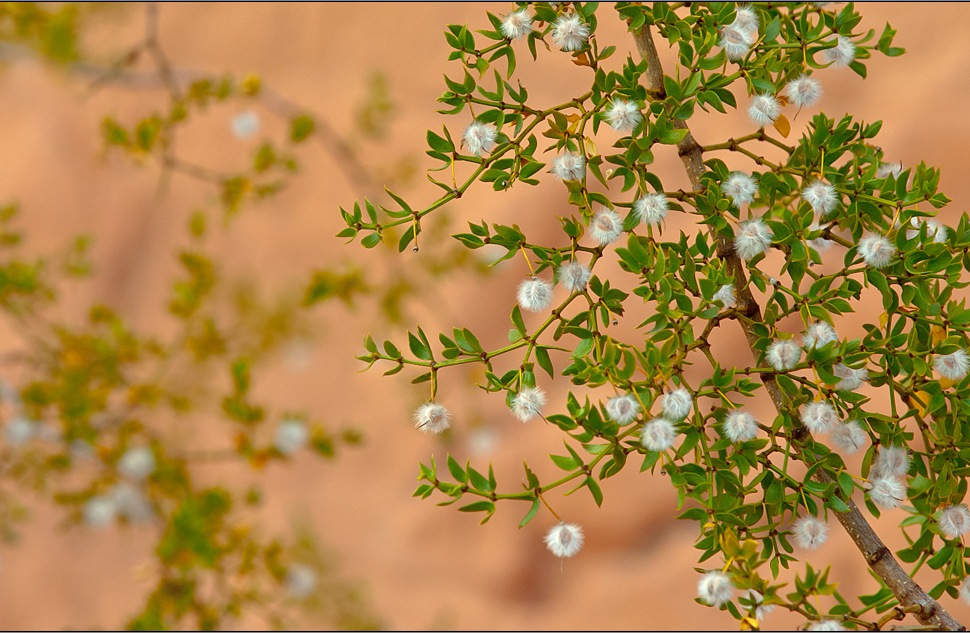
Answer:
top-left (632, 23), bottom-right (964, 631)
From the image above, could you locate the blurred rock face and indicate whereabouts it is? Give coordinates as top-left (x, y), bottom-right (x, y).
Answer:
top-left (0, 3), bottom-right (969, 630)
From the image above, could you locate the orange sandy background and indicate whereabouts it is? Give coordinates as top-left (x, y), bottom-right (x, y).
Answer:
top-left (1, 3), bottom-right (970, 630)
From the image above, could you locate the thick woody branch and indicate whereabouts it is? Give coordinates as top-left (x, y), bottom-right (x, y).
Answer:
top-left (632, 23), bottom-right (963, 631)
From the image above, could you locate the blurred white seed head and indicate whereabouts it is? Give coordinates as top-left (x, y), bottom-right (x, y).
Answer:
top-left (3, 416), bottom-right (35, 447)
top-left (413, 402), bottom-right (451, 435)
top-left (550, 152), bottom-right (585, 181)
top-left (512, 386), bottom-right (547, 423)
top-left (634, 193), bottom-right (669, 227)
top-left (662, 388), bottom-right (693, 420)
top-left (906, 218), bottom-right (947, 244)
top-left (874, 445), bottom-right (910, 478)
top-left (285, 563), bottom-right (318, 600)
top-left (84, 495), bottom-right (117, 528)
top-left (500, 8), bottom-right (533, 40)
top-left (723, 410), bottom-right (758, 443)
top-left (802, 179), bottom-right (838, 215)
top-left (748, 93), bottom-right (781, 126)
top-left (767, 339), bottom-right (801, 371)
top-left (876, 161), bottom-right (902, 179)
top-left (606, 99), bottom-right (642, 133)
top-left (719, 25), bottom-right (752, 60)
top-left (935, 349), bottom-right (970, 381)
top-left (858, 234), bottom-right (896, 269)
top-left (697, 570), bottom-right (734, 607)
top-left (111, 482), bottom-right (154, 523)
top-left (641, 418), bottom-right (677, 452)
top-left (551, 14), bottom-right (589, 52)
top-left (591, 208), bottom-right (623, 246)
top-left (606, 394), bottom-right (640, 424)
top-left (960, 577), bottom-right (970, 606)
top-left (939, 505), bottom-right (970, 539)
top-left (784, 74), bottom-right (823, 108)
top-left (742, 589), bottom-right (775, 623)
top-left (558, 261), bottom-right (592, 294)
top-left (734, 218), bottom-right (774, 261)
top-left (803, 321), bottom-right (838, 349)
top-left (544, 521), bottom-right (584, 558)
top-left (732, 5), bottom-right (759, 36)
top-left (869, 476), bottom-right (905, 510)
top-left (833, 363), bottom-right (869, 392)
top-left (274, 419), bottom-right (309, 454)
top-left (462, 120), bottom-right (498, 157)
top-left (830, 421), bottom-right (867, 454)
top-left (231, 110), bottom-right (261, 139)
top-left (517, 276), bottom-right (554, 313)
top-left (823, 35), bottom-right (856, 68)
top-left (722, 172), bottom-right (758, 208)
top-left (713, 283), bottom-right (736, 309)
top-left (807, 222), bottom-right (834, 253)
top-left (809, 620), bottom-right (846, 631)
top-left (794, 515), bottom-right (829, 550)
top-left (118, 446), bottom-right (156, 480)
top-left (801, 401), bottom-right (838, 434)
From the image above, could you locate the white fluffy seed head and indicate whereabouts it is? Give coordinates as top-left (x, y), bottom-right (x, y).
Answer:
top-left (606, 394), bottom-right (640, 424)
top-left (742, 589), bottom-right (775, 623)
top-left (809, 620), bottom-right (846, 631)
top-left (823, 35), bottom-right (856, 68)
top-left (807, 222), bottom-right (834, 253)
top-left (517, 276), bottom-right (554, 313)
top-left (767, 339), bottom-right (801, 371)
top-left (551, 14), bottom-right (589, 52)
top-left (803, 321), bottom-right (838, 349)
top-left (869, 476), bottom-right (905, 510)
top-left (713, 283), bottom-right (736, 309)
top-left (462, 120), bottom-right (498, 157)
top-left (906, 218), bottom-right (948, 244)
top-left (550, 152), bottom-right (585, 181)
top-left (118, 446), bottom-right (156, 480)
top-left (512, 386), bottom-right (547, 423)
top-left (84, 495), bottom-right (117, 528)
top-left (960, 577), bottom-right (970, 606)
top-left (723, 410), bottom-right (758, 443)
top-left (662, 388), bottom-right (693, 420)
top-left (876, 162), bottom-right (902, 180)
top-left (111, 482), bottom-right (153, 522)
top-left (641, 418), bottom-right (677, 452)
top-left (558, 261), bottom-right (592, 294)
top-left (748, 93), bottom-right (781, 126)
top-left (734, 218), bottom-right (774, 261)
top-left (3, 416), bottom-right (35, 447)
top-left (874, 445), bottom-right (910, 478)
top-left (634, 193), bottom-right (669, 226)
top-left (500, 8), bottom-right (533, 40)
top-left (793, 515), bottom-right (829, 550)
top-left (802, 179), bottom-right (838, 215)
top-left (800, 401), bottom-right (838, 434)
top-left (833, 363), bottom-right (869, 392)
top-left (274, 419), bottom-right (309, 455)
top-left (697, 571), bottom-right (734, 607)
top-left (231, 110), bottom-right (261, 139)
top-left (285, 564), bottom-right (318, 600)
top-left (414, 402), bottom-right (452, 434)
top-left (935, 349), bottom-right (970, 381)
top-left (939, 504), bottom-right (970, 539)
top-left (606, 99), bottom-right (642, 133)
top-left (784, 74), bottom-right (823, 109)
top-left (722, 172), bottom-right (758, 208)
top-left (830, 421), bottom-right (867, 454)
top-left (719, 25), bottom-right (752, 60)
top-left (732, 5), bottom-right (759, 35)
top-left (591, 208), bottom-right (623, 246)
top-left (544, 521), bottom-right (584, 558)
top-left (858, 234), bottom-right (896, 269)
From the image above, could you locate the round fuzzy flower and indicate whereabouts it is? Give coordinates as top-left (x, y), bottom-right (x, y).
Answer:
top-left (606, 394), bottom-right (640, 424)
top-left (118, 446), bottom-right (156, 480)
top-left (734, 218), bottom-right (774, 261)
top-left (544, 521), bottom-right (584, 558)
top-left (794, 515), bottom-right (829, 550)
top-left (550, 152), bottom-right (585, 181)
top-left (558, 261), bottom-right (592, 294)
top-left (767, 339), bottom-right (801, 371)
top-left (869, 476), bottom-right (905, 510)
top-left (551, 14), bottom-right (589, 52)
top-left (809, 621), bottom-right (846, 632)
top-left (719, 25), bottom-right (752, 60)
top-left (413, 402), bottom-right (452, 435)
top-left (517, 276), bottom-right (554, 313)
top-left (873, 445), bottom-right (910, 479)
top-left (501, 8), bottom-right (533, 40)
top-left (276, 419), bottom-right (309, 454)
top-left (803, 321), bottom-right (837, 349)
top-left (732, 5), bottom-right (759, 36)
top-left (784, 74), bottom-right (823, 109)
top-left (111, 482), bottom-right (154, 523)
top-left (697, 571), bottom-right (734, 607)
top-left (934, 349), bottom-right (970, 382)
top-left (876, 162), bottom-right (902, 180)
top-left (960, 577), bottom-right (970, 606)
top-left (231, 110), bottom-right (260, 139)
top-left (857, 234), bottom-right (896, 269)
top-left (634, 193), bottom-right (669, 227)
top-left (830, 421), bottom-right (867, 454)
top-left (512, 386), bottom-right (547, 423)
top-left (742, 589), bottom-right (775, 623)
top-left (285, 564), bottom-right (318, 600)
top-left (722, 172), bottom-right (758, 208)
top-left (662, 388), bottom-right (693, 420)
top-left (84, 495), bottom-right (117, 528)
top-left (723, 410), bottom-right (758, 443)
top-left (605, 99), bottom-right (642, 133)
top-left (641, 418), bottom-right (677, 452)
top-left (906, 218), bottom-right (948, 244)
top-left (590, 208), bottom-right (623, 246)
top-left (939, 504), bottom-right (970, 539)
top-left (3, 415), bottom-right (35, 447)
top-left (748, 93), bottom-right (781, 126)
top-left (833, 363), bottom-right (869, 392)
top-left (802, 179), bottom-right (839, 216)
top-left (823, 35), bottom-right (856, 68)
top-left (713, 283), bottom-right (736, 309)
top-left (462, 120), bottom-right (498, 157)
top-left (800, 401), bottom-right (838, 434)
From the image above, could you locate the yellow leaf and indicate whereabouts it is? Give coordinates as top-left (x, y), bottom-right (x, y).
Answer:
top-left (879, 311), bottom-right (889, 328)
top-left (932, 325), bottom-right (947, 344)
top-left (570, 51), bottom-right (593, 68)
top-left (740, 616), bottom-right (761, 631)
top-left (772, 114), bottom-right (791, 138)
top-left (909, 390), bottom-right (932, 417)
top-left (941, 376), bottom-right (956, 390)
